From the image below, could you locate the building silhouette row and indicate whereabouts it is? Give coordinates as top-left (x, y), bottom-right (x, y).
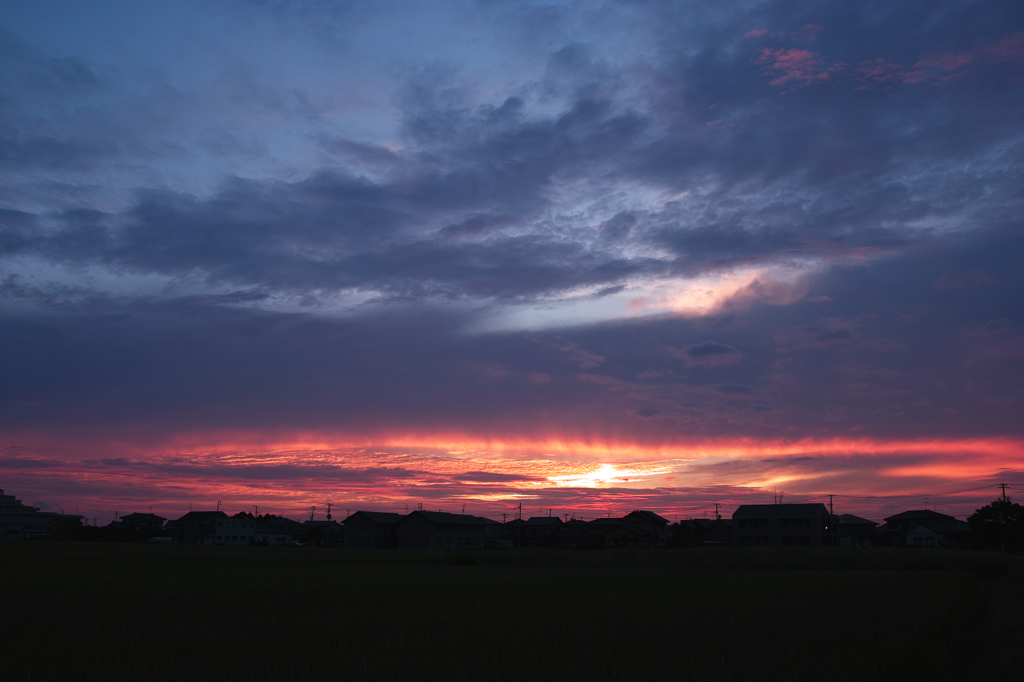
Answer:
top-left (1, 487), bottom-right (977, 548)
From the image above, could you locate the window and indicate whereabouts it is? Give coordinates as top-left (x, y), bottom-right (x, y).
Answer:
top-left (781, 518), bottom-right (791, 527)
top-left (739, 519), bottom-right (749, 528)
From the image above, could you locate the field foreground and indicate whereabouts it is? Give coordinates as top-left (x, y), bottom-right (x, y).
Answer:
top-left (2, 544), bottom-right (1022, 681)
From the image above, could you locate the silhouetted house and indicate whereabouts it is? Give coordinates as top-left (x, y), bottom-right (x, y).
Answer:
top-left (300, 519), bottom-right (342, 546)
top-left (498, 518), bottom-right (525, 546)
top-left (585, 517), bottom-right (650, 548)
top-left (256, 515), bottom-right (302, 546)
top-left (0, 489), bottom-right (84, 539)
top-left (397, 511), bottom-right (497, 549)
top-left (733, 504), bottom-right (831, 546)
top-left (215, 513), bottom-right (257, 545)
top-left (120, 513), bottom-right (166, 531)
top-left (877, 510), bottom-right (966, 547)
top-left (344, 511), bottom-right (401, 548)
top-left (623, 510), bottom-right (670, 545)
top-left (172, 511), bottom-right (227, 545)
top-left (557, 519), bottom-right (590, 548)
top-left (521, 516), bottom-right (563, 546)
top-left (832, 514), bottom-right (878, 548)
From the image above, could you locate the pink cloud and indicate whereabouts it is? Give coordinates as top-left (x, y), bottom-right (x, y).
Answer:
top-left (986, 32), bottom-right (1024, 62)
top-left (744, 29), bottom-right (768, 38)
top-left (757, 48), bottom-right (839, 86)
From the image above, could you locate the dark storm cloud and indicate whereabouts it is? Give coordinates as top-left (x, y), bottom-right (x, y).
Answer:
top-left (1, 1), bottom-right (1023, 447)
top-left (3, 3), bottom-right (1017, 305)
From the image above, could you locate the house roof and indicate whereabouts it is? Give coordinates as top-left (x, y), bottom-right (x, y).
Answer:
top-left (733, 503), bottom-right (829, 517)
top-left (625, 510), bottom-right (669, 524)
top-left (302, 520), bottom-right (342, 529)
top-left (121, 513), bottom-right (166, 522)
top-left (906, 520), bottom-right (969, 534)
top-left (346, 511), bottom-right (402, 524)
top-left (833, 514), bottom-right (878, 526)
top-left (173, 511), bottom-right (227, 524)
top-left (404, 510), bottom-right (493, 526)
top-left (524, 516), bottom-right (562, 526)
top-left (883, 509), bottom-right (955, 523)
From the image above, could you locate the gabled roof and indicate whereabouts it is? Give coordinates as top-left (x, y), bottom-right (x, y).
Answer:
top-left (345, 511), bottom-right (402, 524)
top-left (524, 516), bottom-right (562, 526)
top-left (302, 520), bottom-right (342, 528)
top-left (121, 512), bottom-right (166, 523)
top-left (833, 514), bottom-right (878, 526)
top-left (883, 509), bottom-right (955, 523)
top-left (733, 503), bottom-right (829, 517)
top-left (173, 511), bottom-right (227, 524)
top-left (403, 510), bottom-right (493, 526)
top-left (625, 510), bottom-right (669, 524)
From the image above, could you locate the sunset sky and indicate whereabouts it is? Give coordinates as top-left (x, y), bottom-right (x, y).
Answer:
top-left (1, 1), bottom-right (1022, 524)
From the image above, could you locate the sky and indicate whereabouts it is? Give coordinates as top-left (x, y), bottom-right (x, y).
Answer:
top-left (1, 0), bottom-right (1023, 524)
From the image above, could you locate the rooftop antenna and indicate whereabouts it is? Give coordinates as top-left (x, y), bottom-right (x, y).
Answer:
top-left (216, 501), bottom-right (220, 511)
top-left (310, 506), bottom-right (316, 522)
top-left (326, 503), bottom-right (332, 521)
top-left (462, 502), bottom-right (466, 513)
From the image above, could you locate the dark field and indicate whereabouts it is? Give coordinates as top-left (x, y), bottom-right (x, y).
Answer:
top-left (2, 544), bottom-right (1022, 681)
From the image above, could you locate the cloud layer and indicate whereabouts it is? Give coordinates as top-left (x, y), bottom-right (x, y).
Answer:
top-left (1, 1), bottom-right (1022, 519)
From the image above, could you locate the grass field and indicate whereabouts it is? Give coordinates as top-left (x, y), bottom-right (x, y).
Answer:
top-left (2, 543), bottom-right (1022, 681)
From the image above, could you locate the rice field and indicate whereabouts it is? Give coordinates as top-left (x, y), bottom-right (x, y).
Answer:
top-left (2, 543), bottom-right (1021, 681)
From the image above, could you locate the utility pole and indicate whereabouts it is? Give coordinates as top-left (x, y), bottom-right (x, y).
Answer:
top-left (326, 503), bottom-right (332, 521)
top-left (1001, 483), bottom-right (1008, 502)
top-left (518, 502), bottom-right (522, 520)
top-left (828, 494), bottom-right (835, 547)
top-left (310, 506), bottom-right (315, 522)
top-left (216, 501), bottom-right (220, 512)
top-left (714, 503), bottom-right (721, 546)
top-left (502, 512), bottom-right (507, 524)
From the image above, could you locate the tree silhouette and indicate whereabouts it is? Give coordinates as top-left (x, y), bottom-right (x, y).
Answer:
top-left (968, 497), bottom-right (1023, 551)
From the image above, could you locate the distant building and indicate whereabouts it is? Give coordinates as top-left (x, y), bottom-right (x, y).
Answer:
top-left (671, 518), bottom-right (733, 547)
top-left (215, 514), bottom-right (257, 545)
top-left (732, 504), bottom-right (831, 546)
top-left (623, 510), bottom-right (670, 545)
top-left (832, 514), bottom-right (878, 548)
top-left (585, 517), bottom-right (649, 548)
top-left (120, 513), bottom-right (166, 531)
top-left (300, 519), bottom-right (342, 546)
top-left (0, 489), bottom-right (84, 539)
top-left (344, 511), bottom-right (401, 548)
top-left (521, 516), bottom-right (563, 546)
top-left (171, 511), bottom-right (227, 544)
top-left (397, 511), bottom-right (497, 549)
top-left (256, 515), bottom-right (302, 546)
top-left (877, 510), bottom-right (968, 547)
